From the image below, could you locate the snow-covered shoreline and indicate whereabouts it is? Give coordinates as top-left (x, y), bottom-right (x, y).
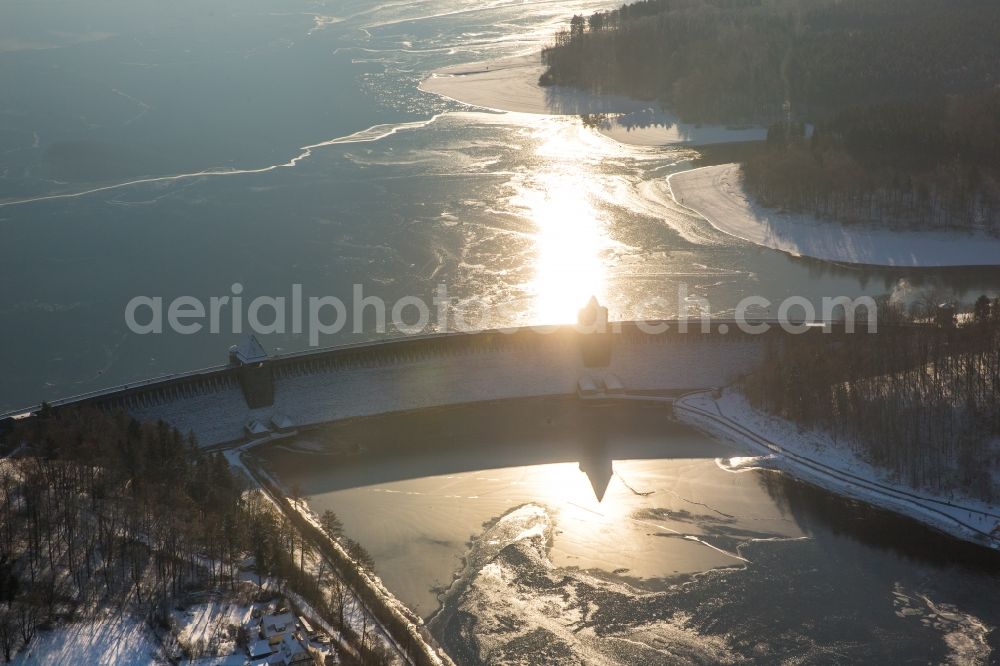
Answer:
top-left (669, 163), bottom-right (1000, 267)
top-left (418, 55), bottom-right (767, 146)
top-left (419, 54), bottom-right (645, 116)
top-left (676, 390), bottom-right (1000, 550)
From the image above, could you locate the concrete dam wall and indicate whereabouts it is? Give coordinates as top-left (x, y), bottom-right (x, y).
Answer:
top-left (4, 322), bottom-right (784, 447)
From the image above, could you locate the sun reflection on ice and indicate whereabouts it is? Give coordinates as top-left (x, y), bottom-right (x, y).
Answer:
top-left (531, 462), bottom-right (611, 507)
top-left (512, 118), bottom-right (621, 324)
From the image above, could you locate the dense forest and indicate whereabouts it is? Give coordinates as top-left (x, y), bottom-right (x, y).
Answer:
top-left (540, 0), bottom-right (1000, 123)
top-left (541, 0), bottom-right (1000, 231)
top-left (742, 90), bottom-right (1000, 232)
top-left (0, 408), bottom-right (384, 664)
top-left (0, 408), bottom-right (242, 662)
top-left (741, 297), bottom-right (1000, 501)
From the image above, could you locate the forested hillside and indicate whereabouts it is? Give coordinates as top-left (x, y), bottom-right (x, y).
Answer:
top-left (743, 90), bottom-right (1000, 232)
top-left (542, 0), bottom-right (1000, 232)
top-left (742, 302), bottom-right (1000, 501)
top-left (540, 0), bottom-right (1000, 123)
top-left (0, 408), bottom-right (375, 662)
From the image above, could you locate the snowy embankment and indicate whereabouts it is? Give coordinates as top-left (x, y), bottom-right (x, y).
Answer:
top-left (676, 390), bottom-right (1000, 549)
top-left (418, 56), bottom-right (767, 145)
top-left (233, 445), bottom-right (451, 666)
top-left (419, 54), bottom-right (644, 116)
top-left (669, 164), bottom-right (1000, 267)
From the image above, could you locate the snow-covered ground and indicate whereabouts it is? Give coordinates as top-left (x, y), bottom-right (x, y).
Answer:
top-left (13, 613), bottom-right (168, 665)
top-left (12, 588), bottom-right (332, 666)
top-left (669, 164), bottom-right (1000, 267)
top-left (676, 390), bottom-right (1000, 549)
top-left (419, 56), bottom-right (768, 146)
top-left (171, 599), bottom-right (252, 664)
top-left (419, 54), bottom-right (645, 116)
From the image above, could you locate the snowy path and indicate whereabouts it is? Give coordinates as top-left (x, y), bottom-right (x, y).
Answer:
top-left (673, 391), bottom-right (1000, 549)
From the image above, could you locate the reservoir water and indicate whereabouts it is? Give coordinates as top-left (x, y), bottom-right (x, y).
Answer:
top-left (2, 0), bottom-right (999, 411)
top-left (4, 1), bottom-right (1000, 663)
top-left (262, 399), bottom-right (1000, 663)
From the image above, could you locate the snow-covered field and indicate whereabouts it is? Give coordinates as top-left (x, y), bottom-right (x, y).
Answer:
top-left (676, 390), bottom-right (1000, 549)
top-left (669, 164), bottom-right (1000, 266)
top-left (12, 614), bottom-right (167, 665)
top-left (170, 599), bottom-right (252, 664)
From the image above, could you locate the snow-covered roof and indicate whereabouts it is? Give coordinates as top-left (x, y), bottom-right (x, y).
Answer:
top-left (234, 334), bottom-right (269, 364)
top-left (281, 634), bottom-right (308, 656)
top-left (245, 420), bottom-right (271, 437)
top-left (261, 611), bottom-right (296, 638)
top-left (603, 373), bottom-right (625, 394)
top-left (249, 656), bottom-right (284, 666)
top-left (249, 638), bottom-right (273, 658)
top-left (577, 376), bottom-right (599, 395)
top-left (270, 413), bottom-right (295, 431)
top-left (578, 296), bottom-right (608, 327)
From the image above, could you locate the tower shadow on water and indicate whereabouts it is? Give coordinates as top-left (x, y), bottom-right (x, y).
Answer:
top-left (578, 407), bottom-right (613, 502)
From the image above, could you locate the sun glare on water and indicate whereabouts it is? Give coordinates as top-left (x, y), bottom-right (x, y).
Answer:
top-left (514, 118), bottom-right (619, 324)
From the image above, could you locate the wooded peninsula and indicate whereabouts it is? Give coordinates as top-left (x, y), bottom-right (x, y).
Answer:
top-left (541, 0), bottom-right (1000, 233)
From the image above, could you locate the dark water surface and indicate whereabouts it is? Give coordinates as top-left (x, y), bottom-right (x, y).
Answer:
top-left (3, 0), bottom-right (1000, 411)
top-left (5, 1), bottom-right (1000, 662)
top-left (263, 399), bottom-right (1000, 664)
